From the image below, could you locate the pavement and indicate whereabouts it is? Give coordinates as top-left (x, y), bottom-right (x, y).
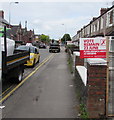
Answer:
top-left (108, 52), bottom-right (114, 115)
top-left (3, 48), bottom-right (79, 118)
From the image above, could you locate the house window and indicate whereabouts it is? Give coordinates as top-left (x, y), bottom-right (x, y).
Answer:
top-left (110, 10), bottom-right (113, 24)
top-left (91, 25), bottom-right (94, 33)
top-left (95, 24), bottom-right (97, 32)
top-left (101, 17), bottom-right (104, 29)
top-left (113, 9), bottom-right (114, 24)
top-left (109, 40), bottom-right (114, 52)
top-left (97, 21), bottom-right (99, 31)
top-left (106, 13), bottom-right (109, 27)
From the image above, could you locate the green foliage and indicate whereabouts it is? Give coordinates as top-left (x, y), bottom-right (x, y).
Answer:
top-left (67, 58), bottom-right (73, 74)
top-left (80, 104), bottom-right (88, 118)
top-left (61, 34), bottom-right (71, 43)
top-left (66, 44), bottom-right (76, 48)
top-left (67, 49), bottom-right (73, 74)
top-left (40, 34), bottom-right (50, 43)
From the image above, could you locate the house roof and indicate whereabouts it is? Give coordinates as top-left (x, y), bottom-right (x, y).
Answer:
top-left (6, 25), bottom-right (20, 37)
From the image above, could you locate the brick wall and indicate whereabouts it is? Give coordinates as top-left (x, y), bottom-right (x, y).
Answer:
top-left (75, 67), bottom-right (87, 104)
top-left (87, 63), bottom-right (107, 118)
top-left (75, 56), bottom-right (84, 66)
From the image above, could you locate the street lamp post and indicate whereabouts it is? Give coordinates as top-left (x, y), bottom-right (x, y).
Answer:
top-left (9, 2), bottom-right (19, 28)
top-left (62, 23), bottom-right (67, 45)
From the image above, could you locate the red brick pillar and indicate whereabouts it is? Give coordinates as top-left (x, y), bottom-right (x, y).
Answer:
top-left (87, 59), bottom-right (107, 118)
top-left (73, 51), bottom-right (84, 66)
top-left (75, 56), bottom-right (84, 66)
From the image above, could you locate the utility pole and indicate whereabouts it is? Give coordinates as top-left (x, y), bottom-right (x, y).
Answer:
top-left (9, 2), bottom-right (19, 28)
top-left (62, 24), bottom-right (67, 45)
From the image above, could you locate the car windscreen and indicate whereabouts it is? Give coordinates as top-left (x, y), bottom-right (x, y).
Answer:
top-left (16, 46), bottom-right (35, 53)
top-left (50, 44), bottom-right (60, 46)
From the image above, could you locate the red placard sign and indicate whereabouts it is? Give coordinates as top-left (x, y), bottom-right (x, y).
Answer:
top-left (80, 38), bottom-right (106, 58)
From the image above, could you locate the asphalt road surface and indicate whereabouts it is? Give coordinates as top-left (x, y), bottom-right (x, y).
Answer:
top-left (2, 48), bottom-right (79, 118)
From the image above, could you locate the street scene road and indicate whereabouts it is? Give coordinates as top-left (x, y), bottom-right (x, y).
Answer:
top-left (1, 2), bottom-right (114, 119)
top-left (2, 48), bottom-right (51, 96)
top-left (2, 48), bottom-right (78, 118)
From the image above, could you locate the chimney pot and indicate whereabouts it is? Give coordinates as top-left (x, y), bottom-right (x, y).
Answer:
top-left (100, 8), bottom-right (108, 15)
top-left (0, 10), bottom-right (4, 18)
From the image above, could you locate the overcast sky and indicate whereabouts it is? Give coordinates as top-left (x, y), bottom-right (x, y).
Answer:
top-left (0, 0), bottom-right (113, 39)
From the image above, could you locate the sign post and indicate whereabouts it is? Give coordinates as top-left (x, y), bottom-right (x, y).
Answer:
top-left (80, 37), bottom-right (106, 58)
top-left (106, 36), bottom-right (109, 117)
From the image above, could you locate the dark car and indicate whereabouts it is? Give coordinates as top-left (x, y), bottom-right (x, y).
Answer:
top-left (39, 43), bottom-right (46, 49)
top-left (49, 43), bottom-right (60, 53)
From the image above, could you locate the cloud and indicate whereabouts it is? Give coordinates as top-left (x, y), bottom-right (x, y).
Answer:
top-left (43, 24), bottom-right (52, 30)
top-left (1, 2), bottom-right (113, 39)
top-left (31, 15), bottom-right (92, 39)
top-left (32, 19), bottom-right (42, 24)
top-left (0, 3), bottom-right (3, 9)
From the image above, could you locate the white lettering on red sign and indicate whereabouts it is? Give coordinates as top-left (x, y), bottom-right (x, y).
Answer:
top-left (80, 38), bottom-right (106, 58)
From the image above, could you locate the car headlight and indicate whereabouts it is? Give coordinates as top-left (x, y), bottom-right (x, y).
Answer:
top-left (30, 55), bottom-right (34, 59)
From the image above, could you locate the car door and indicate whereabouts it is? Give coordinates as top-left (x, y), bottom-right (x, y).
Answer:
top-left (34, 48), bottom-right (39, 63)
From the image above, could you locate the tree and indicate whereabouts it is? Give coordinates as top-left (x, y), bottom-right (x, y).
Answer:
top-left (61, 34), bottom-right (71, 44)
top-left (40, 34), bottom-right (50, 44)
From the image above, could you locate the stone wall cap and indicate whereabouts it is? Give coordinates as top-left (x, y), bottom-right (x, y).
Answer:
top-left (73, 51), bottom-right (80, 56)
top-left (76, 66), bottom-right (87, 86)
top-left (87, 58), bottom-right (107, 66)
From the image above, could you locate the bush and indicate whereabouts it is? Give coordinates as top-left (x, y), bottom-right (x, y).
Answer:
top-left (66, 44), bottom-right (79, 54)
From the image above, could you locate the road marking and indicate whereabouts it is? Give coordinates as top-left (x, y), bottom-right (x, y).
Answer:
top-left (0, 86), bottom-right (13, 97)
top-left (0, 53), bottom-right (55, 103)
top-left (0, 106), bottom-right (5, 109)
top-left (1, 54), bottom-right (53, 97)
top-left (1, 54), bottom-right (54, 99)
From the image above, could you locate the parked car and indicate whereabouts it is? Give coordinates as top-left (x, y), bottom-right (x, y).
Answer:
top-left (16, 45), bottom-right (40, 67)
top-left (39, 43), bottom-right (47, 49)
top-left (49, 43), bottom-right (60, 53)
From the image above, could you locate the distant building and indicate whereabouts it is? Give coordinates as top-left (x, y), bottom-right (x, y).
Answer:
top-left (7, 24), bottom-right (21, 40)
top-left (0, 10), bottom-right (10, 27)
top-left (7, 24), bottom-right (35, 44)
top-left (0, 10), bottom-right (35, 44)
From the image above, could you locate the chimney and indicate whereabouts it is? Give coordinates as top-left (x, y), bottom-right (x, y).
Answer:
top-left (25, 21), bottom-right (27, 28)
top-left (100, 8), bottom-right (108, 15)
top-left (0, 10), bottom-right (4, 18)
top-left (112, 1), bottom-right (114, 6)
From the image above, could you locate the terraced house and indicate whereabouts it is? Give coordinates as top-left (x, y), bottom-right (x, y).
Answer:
top-left (72, 3), bottom-right (114, 118)
top-left (72, 5), bottom-right (114, 47)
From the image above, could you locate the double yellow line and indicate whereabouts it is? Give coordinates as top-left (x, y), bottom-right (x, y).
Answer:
top-left (0, 53), bottom-right (55, 103)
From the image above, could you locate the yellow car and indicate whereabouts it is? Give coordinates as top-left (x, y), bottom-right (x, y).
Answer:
top-left (16, 45), bottom-right (40, 67)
